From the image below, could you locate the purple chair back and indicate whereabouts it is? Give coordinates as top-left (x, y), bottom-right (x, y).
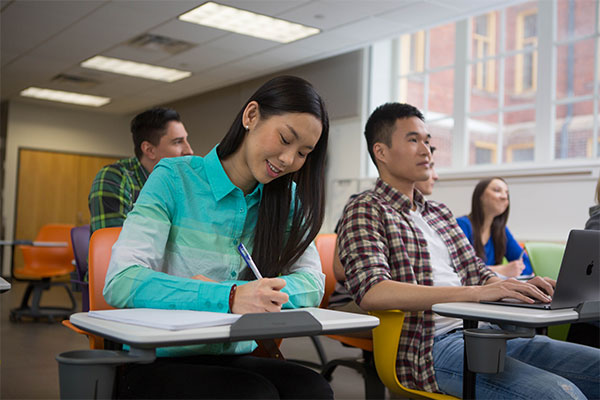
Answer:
top-left (70, 225), bottom-right (91, 312)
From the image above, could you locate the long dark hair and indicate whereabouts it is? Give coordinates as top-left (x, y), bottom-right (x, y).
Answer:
top-left (468, 177), bottom-right (509, 264)
top-left (217, 76), bottom-right (329, 278)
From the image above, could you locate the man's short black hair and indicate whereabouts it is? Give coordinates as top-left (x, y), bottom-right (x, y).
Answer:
top-left (364, 103), bottom-right (424, 167)
top-left (131, 107), bottom-right (181, 159)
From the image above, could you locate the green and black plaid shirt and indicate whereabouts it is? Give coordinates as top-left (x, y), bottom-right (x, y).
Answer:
top-left (88, 157), bottom-right (149, 234)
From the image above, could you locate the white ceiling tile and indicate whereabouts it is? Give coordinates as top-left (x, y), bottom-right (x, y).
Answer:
top-left (426, 0), bottom-right (512, 12)
top-left (0, 0), bottom-right (107, 56)
top-left (376, 1), bottom-right (462, 28)
top-left (202, 34), bottom-right (279, 56)
top-left (329, 16), bottom-right (411, 41)
top-left (278, 0), bottom-right (407, 30)
top-left (1, 51), bottom-right (20, 67)
top-left (217, 0), bottom-right (312, 16)
top-left (150, 20), bottom-right (228, 45)
top-left (159, 38), bottom-right (265, 72)
top-left (0, 55), bottom-right (69, 97)
top-left (28, 2), bottom-right (187, 62)
top-left (103, 45), bottom-right (175, 65)
top-left (296, 30), bottom-right (361, 52)
top-left (111, 0), bottom-right (200, 17)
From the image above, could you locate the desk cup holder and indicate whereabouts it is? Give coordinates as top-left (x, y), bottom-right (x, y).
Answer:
top-left (463, 328), bottom-right (528, 374)
top-left (56, 349), bottom-right (138, 399)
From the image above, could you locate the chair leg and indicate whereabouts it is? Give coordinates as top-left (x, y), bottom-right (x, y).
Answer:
top-left (19, 282), bottom-right (35, 308)
top-left (10, 279), bottom-right (77, 322)
top-left (321, 350), bottom-right (386, 399)
top-left (311, 336), bottom-right (328, 366)
top-left (363, 351), bottom-right (386, 399)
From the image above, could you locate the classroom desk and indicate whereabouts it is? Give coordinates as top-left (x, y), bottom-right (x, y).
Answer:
top-left (0, 277), bottom-right (11, 293)
top-left (69, 307), bottom-right (379, 351)
top-left (59, 307), bottom-right (380, 398)
top-left (0, 240), bottom-right (68, 247)
top-left (432, 302), bottom-right (593, 399)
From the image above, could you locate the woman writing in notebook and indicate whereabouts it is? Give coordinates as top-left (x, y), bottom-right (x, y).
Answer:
top-left (457, 177), bottom-right (533, 278)
top-left (104, 76), bottom-right (332, 399)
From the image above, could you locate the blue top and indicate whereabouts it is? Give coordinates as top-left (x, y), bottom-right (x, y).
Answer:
top-left (104, 146), bottom-right (325, 357)
top-left (456, 215), bottom-right (533, 276)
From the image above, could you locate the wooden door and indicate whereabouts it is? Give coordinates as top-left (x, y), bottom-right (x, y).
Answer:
top-left (13, 149), bottom-right (120, 270)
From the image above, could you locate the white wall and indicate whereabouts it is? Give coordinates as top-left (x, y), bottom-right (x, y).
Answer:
top-left (433, 165), bottom-right (600, 243)
top-left (327, 163), bottom-right (600, 242)
top-left (2, 100), bottom-right (132, 274)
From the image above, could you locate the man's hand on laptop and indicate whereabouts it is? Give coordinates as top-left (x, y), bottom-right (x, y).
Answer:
top-left (525, 276), bottom-right (556, 296)
top-left (478, 277), bottom-right (554, 304)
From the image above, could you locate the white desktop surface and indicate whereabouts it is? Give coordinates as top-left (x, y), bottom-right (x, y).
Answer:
top-left (432, 302), bottom-right (580, 327)
top-left (0, 277), bottom-right (10, 292)
top-left (70, 307), bottom-right (379, 349)
top-left (0, 240), bottom-right (67, 247)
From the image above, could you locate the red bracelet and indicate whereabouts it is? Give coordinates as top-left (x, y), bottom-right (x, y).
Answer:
top-left (229, 284), bottom-right (237, 313)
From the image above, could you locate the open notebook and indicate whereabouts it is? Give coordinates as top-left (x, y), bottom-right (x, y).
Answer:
top-left (89, 309), bottom-right (241, 331)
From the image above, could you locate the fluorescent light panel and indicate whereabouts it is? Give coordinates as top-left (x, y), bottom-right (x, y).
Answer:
top-left (20, 87), bottom-right (110, 107)
top-left (81, 56), bottom-right (191, 82)
top-left (179, 2), bottom-right (320, 43)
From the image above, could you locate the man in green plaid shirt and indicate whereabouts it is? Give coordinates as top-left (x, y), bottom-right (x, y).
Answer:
top-left (88, 107), bottom-right (194, 234)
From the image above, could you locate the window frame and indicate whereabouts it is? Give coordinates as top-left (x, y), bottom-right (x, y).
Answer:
top-left (515, 9), bottom-right (539, 93)
top-left (369, 0), bottom-right (599, 177)
top-left (473, 12), bottom-right (497, 92)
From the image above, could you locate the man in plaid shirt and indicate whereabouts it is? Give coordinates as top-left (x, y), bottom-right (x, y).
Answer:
top-left (88, 107), bottom-right (194, 234)
top-left (337, 103), bottom-right (599, 399)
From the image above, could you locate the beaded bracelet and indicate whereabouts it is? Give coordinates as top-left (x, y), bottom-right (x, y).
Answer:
top-left (229, 284), bottom-right (237, 313)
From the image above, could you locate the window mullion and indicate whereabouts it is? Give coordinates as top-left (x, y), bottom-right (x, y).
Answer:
top-left (593, 1), bottom-right (599, 158)
top-left (424, 31), bottom-right (431, 115)
top-left (453, 19), bottom-right (470, 168)
top-left (497, 9), bottom-right (506, 165)
top-left (534, 0), bottom-right (555, 163)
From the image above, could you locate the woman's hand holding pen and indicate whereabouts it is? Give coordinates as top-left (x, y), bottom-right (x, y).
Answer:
top-left (492, 259), bottom-right (526, 277)
top-left (231, 278), bottom-right (289, 314)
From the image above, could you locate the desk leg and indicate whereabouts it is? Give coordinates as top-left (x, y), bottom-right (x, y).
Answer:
top-left (463, 319), bottom-right (477, 400)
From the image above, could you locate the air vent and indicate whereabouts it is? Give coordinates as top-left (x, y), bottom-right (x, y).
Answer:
top-left (51, 74), bottom-right (100, 88)
top-left (126, 34), bottom-right (195, 55)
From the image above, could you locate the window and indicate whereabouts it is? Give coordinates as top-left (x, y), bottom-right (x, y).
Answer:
top-left (475, 141), bottom-right (497, 164)
top-left (394, 23), bottom-right (456, 167)
top-left (515, 10), bottom-right (538, 93)
top-left (372, 0), bottom-right (599, 174)
top-left (473, 13), bottom-right (497, 92)
top-left (506, 143), bottom-right (535, 162)
top-left (553, 0), bottom-right (599, 159)
top-left (408, 32), bottom-right (425, 73)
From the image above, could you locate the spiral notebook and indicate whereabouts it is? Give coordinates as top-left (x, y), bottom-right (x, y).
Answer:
top-left (88, 308), bottom-right (241, 331)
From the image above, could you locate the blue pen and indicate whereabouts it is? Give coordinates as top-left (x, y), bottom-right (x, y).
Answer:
top-left (237, 243), bottom-right (263, 279)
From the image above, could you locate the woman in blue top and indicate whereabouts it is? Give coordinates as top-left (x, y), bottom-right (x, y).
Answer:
top-left (104, 76), bottom-right (333, 399)
top-left (457, 177), bottom-right (533, 278)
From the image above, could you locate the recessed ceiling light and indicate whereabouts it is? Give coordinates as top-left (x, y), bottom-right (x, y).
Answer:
top-left (20, 87), bottom-right (110, 107)
top-left (178, 2), bottom-right (320, 43)
top-left (81, 56), bottom-right (191, 82)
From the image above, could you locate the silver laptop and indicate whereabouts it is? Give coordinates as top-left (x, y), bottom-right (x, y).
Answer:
top-left (482, 229), bottom-right (600, 310)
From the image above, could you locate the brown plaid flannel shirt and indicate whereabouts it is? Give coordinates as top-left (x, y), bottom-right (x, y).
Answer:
top-left (338, 178), bottom-right (496, 393)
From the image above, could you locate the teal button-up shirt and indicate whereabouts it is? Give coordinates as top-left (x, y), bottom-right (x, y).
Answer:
top-left (104, 146), bottom-right (325, 356)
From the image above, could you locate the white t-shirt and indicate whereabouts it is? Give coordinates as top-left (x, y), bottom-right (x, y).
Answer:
top-left (408, 206), bottom-right (463, 336)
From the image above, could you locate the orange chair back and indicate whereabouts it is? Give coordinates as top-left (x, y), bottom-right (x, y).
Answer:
top-left (88, 227), bottom-right (122, 311)
top-left (315, 233), bottom-right (337, 308)
top-left (16, 224), bottom-right (75, 278)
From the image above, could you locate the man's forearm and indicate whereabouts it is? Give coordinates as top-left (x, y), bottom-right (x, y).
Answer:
top-left (359, 280), bottom-right (481, 312)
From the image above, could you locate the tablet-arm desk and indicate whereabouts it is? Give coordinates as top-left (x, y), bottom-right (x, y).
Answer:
top-left (432, 301), bottom-right (599, 400)
top-left (57, 308), bottom-right (379, 399)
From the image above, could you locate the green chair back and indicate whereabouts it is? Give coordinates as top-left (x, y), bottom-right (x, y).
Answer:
top-left (524, 242), bottom-right (566, 280)
top-left (524, 241), bottom-right (569, 340)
